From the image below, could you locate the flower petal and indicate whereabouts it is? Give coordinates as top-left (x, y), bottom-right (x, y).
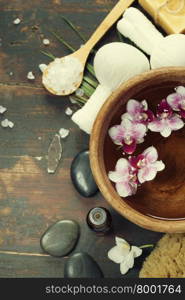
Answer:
top-left (108, 125), bottom-right (124, 145)
top-left (108, 245), bottom-right (129, 264)
top-left (115, 237), bottom-right (130, 249)
top-left (153, 160), bottom-right (165, 172)
top-left (157, 99), bottom-right (173, 117)
top-left (121, 117), bottom-right (133, 131)
top-left (145, 109), bottom-right (155, 123)
top-left (137, 138), bottom-right (145, 144)
top-left (176, 86), bottom-right (185, 96)
top-left (148, 119), bottom-right (165, 132)
top-left (115, 158), bottom-right (130, 174)
top-left (129, 154), bottom-right (144, 169)
top-left (131, 246), bottom-right (143, 258)
top-left (108, 171), bottom-right (124, 183)
top-left (141, 100), bottom-right (148, 110)
top-left (127, 99), bottom-right (142, 116)
top-left (109, 158), bottom-right (131, 183)
top-left (161, 126), bottom-right (172, 137)
top-left (120, 251), bottom-right (135, 275)
top-left (131, 123), bottom-right (147, 141)
top-left (167, 93), bottom-right (182, 111)
top-left (168, 115), bottom-right (184, 131)
top-left (143, 146), bottom-right (158, 164)
top-left (121, 112), bottom-right (133, 121)
top-left (116, 181), bottom-right (134, 197)
top-left (123, 140), bottom-right (136, 154)
top-left (138, 166), bottom-right (157, 184)
top-left (120, 261), bottom-right (130, 275)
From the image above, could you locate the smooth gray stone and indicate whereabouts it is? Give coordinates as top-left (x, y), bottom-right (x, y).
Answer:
top-left (40, 220), bottom-right (79, 257)
top-left (71, 150), bottom-right (99, 197)
top-left (64, 252), bottom-right (104, 278)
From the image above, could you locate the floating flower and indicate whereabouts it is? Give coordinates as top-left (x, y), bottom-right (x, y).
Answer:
top-left (121, 99), bottom-right (154, 125)
top-left (109, 118), bottom-right (147, 154)
top-left (148, 99), bottom-right (184, 137)
top-left (167, 86), bottom-right (185, 118)
top-left (129, 146), bottom-right (165, 184)
top-left (108, 237), bottom-right (142, 275)
top-left (108, 158), bottom-right (138, 197)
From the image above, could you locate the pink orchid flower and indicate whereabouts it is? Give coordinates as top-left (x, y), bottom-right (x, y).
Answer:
top-left (121, 99), bottom-right (154, 125)
top-left (129, 146), bottom-right (165, 184)
top-left (108, 158), bottom-right (138, 197)
top-left (109, 118), bottom-right (147, 154)
top-left (148, 99), bottom-right (184, 137)
top-left (167, 86), bottom-right (185, 118)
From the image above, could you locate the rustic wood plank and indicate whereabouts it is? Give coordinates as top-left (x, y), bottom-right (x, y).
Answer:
top-left (0, 211), bottom-right (161, 278)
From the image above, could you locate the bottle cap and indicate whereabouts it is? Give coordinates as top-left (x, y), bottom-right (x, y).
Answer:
top-left (86, 207), bottom-right (112, 234)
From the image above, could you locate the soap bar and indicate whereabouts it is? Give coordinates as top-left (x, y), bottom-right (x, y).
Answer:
top-left (139, 0), bottom-right (185, 34)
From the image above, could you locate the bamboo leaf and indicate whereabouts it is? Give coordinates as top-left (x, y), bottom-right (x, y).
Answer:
top-left (61, 16), bottom-right (86, 42)
top-left (81, 81), bottom-right (95, 97)
top-left (41, 51), bottom-right (56, 60)
top-left (50, 31), bottom-right (75, 52)
top-left (83, 76), bottom-right (98, 88)
top-left (86, 63), bottom-right (95, 76)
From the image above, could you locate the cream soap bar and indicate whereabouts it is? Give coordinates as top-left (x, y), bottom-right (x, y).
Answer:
top-left (139, 0), bottom-right (185, 34)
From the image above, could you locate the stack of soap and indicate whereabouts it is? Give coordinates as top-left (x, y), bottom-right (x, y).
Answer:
top-left (139, 0), bottom-right (185, 34)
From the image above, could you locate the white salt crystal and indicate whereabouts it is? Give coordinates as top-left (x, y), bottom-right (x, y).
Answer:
top-left (59, 128), bottom-right (70, 139)
top-left (27, 71), bottom-right (35, 80)
top-left (0, 106), bottom-right (7, 114)
top-left (13, 18), bottom-right (21, 25)
top-left (43, 39), bottom-right (50, 45)
top-left (69, 96), bottom-right (77, 104)
top-left (42, 57), bottom-right (83, 95)
top-left (65, 107), bottom-right (73, 116)
top-left (39, 64), bottom-right (47, 73)
top-left (8, 121), bottom-right (14, 128)
top-left (1, 119), bottom-right (9, 127)
top-left (75, 88), bottom-right (84, 97)
top-left (1, 119), bottom-right (14, 128)
top-left (35, 156), bottom-right (42, 161)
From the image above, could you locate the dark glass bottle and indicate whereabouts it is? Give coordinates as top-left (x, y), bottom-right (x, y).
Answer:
top-left (86, 207), bottom-right (112, 235)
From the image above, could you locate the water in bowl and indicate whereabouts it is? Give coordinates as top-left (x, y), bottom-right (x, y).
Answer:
top-left (104, 83), bottom-right (185, 220)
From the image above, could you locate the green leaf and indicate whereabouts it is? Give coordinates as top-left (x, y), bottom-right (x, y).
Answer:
top-left (81, 81), bottom-right (95, 97)
top-left (50, 31), bottom-right (75, 52)
top-left (41, 51), bottom-right (55, 60)
top-left (83, 76), bottom-right (98, 88)
top-left (140, 244), bottom-right (154, 249)
top-left (86, 63), bottom-right (95, 76)
top-left (61, 16), bottom-right (86, 42)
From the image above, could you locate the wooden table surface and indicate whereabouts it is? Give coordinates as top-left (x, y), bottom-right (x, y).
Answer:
top-left (0, 0), bottom-right (162, 278)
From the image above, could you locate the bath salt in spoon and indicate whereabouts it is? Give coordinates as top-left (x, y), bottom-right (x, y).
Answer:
top-left (42, 0), bottom-right (135, 96)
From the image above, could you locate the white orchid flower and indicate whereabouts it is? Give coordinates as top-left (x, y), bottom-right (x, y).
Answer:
top-left (148, 99), bottom-right (184, 138)
top-left (108, 158), bottom-right (138, 198)
top-left (108, 237), bottom-right (142, 275)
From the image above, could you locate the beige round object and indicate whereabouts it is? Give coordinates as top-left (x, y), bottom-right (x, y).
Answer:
top-left (140, 234), bottom-right (185, 278)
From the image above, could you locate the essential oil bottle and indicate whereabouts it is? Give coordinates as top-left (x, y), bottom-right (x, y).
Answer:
top-left (86, 207), bottom-right (112, 235)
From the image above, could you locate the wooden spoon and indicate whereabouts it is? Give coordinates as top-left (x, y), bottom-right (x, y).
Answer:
top-left (42, 0), bottom-right (135, 96)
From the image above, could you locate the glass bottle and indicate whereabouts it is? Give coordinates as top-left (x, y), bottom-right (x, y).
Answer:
top-left (86, 207), bottom-right (112, 235)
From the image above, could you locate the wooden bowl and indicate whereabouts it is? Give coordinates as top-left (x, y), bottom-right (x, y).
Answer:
top-left (90, 67), bottom-right (185, 233)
